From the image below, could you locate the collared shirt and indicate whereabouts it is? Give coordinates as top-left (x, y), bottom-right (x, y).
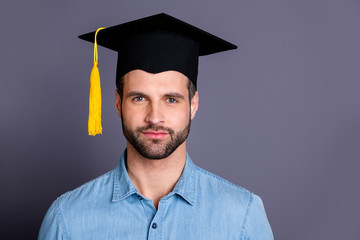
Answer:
top-left (38, 152), bottom-right (273, 239)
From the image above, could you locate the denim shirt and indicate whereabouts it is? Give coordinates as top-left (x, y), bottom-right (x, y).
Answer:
top-left (38, 152), bottom-right (273, 239)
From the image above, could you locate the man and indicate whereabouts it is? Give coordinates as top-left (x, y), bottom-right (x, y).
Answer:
top-left (38, 13), bottom-right (273, 239)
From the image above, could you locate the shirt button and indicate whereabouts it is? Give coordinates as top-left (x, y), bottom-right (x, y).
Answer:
top-left (137, 195), bottom-right (143, 200)
top-left (152, 223), bottom-right (157, 229)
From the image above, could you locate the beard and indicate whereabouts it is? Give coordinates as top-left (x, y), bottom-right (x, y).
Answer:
top-left (121, 117), bottom-right (191, 160)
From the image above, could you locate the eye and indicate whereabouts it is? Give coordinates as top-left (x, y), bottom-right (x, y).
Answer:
top-left (133, 96), bottom-right (146, 102)
top-left (166, 98), bottom-right (178, 104)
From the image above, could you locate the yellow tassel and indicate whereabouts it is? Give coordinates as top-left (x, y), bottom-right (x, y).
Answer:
top-left (88, 27), bottom-right (105, 136)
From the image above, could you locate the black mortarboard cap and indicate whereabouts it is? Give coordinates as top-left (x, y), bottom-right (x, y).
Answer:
top-left (78, 13), bottom-right (237, 89)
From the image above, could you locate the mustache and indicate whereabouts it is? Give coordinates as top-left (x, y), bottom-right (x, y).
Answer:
top-left (137, 124), bottom-right (175, 134)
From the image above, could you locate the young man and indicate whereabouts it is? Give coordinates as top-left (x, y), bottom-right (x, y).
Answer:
top-left (38, 13), bottom-right (273, 239)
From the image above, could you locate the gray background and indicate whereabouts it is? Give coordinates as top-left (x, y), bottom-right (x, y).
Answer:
top-left (1, 0), bottom-right (359, 239)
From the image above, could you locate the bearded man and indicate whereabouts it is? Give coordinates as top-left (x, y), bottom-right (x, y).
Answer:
top-left (38, 13), bottom-right (273, 240)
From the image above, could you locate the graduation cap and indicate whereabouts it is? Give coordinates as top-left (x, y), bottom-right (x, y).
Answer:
top-left (79, 13), bottom-right (237, 136)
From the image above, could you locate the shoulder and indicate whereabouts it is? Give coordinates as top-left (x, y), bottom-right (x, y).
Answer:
top-left (195, 165), bottom-right (252, 199)
top-left (38, 170), bottom-right (115, 239)
top-left (194, 166), bottom-right (273, 239)
top-left (194, 165), bottom-right (253, 217)
top-left (52, 169), bottom-right (115, 215)
top-left (61, 169), bottom-right (114, 201)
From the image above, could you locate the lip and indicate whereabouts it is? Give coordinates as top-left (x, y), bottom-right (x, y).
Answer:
top-left (142, 131), bottom-right (168, 139)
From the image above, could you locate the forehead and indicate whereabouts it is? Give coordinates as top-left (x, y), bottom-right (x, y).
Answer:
top-left (123, 70), bottom-right (188, 93)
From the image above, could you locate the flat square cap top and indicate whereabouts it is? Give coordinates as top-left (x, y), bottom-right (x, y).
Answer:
top-left (79, 13), bottom-right (237, 88)
top-left (78, 13), bottom-right (237, 56)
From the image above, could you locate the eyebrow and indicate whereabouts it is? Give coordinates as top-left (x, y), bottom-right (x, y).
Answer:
top-left (126, 91), bottom-right (149, 99)
top-left (164, 92), bottom-right (185, 100)
top-left (126, 91), bottom-right (185, 100)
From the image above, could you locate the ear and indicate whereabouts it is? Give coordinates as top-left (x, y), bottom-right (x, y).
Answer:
top-left (190, 91), bottom-right (199, 120)
top-left (115, 90), bottom-right (122, 117)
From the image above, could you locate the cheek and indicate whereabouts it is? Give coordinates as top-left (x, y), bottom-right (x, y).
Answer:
top-left (169, 107), bottom-right (190, 126)
top-left (121, 105), bottom-right (143, 126)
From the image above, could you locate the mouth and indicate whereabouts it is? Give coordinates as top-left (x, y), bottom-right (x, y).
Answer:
top-left (142, 131), bottom-right (168, 139)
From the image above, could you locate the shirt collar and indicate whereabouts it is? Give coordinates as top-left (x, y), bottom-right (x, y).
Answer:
top-left (112, 151), bottom-right (197, 206)
top-left (165, 152), bottom-right (197, 206)
top-left (112, 150), bottom-right (138, 201)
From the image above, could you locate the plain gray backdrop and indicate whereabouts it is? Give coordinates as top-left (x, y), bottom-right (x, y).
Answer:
top-left (1, 0), bottom-right (359, 239)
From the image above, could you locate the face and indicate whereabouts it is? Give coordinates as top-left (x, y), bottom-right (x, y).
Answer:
top-left (115, 70), bottom-right (199, 159)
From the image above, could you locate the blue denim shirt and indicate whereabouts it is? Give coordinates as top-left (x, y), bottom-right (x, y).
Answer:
top-left (38, 152), bottom-right (273, 239)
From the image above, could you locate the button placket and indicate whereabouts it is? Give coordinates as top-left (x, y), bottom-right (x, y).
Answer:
top-left (147, 200), bottom-right (167, 240)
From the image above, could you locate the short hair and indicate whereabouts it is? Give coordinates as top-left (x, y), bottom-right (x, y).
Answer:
top-left (116, 76), bottom-right (197, 102)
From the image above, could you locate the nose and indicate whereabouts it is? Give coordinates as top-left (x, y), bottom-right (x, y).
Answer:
top-left (145, 101), bottom-right (164, 125)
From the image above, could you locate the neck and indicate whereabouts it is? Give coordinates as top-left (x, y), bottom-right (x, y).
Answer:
top-left (125, 142), bottom-right (187, 209)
